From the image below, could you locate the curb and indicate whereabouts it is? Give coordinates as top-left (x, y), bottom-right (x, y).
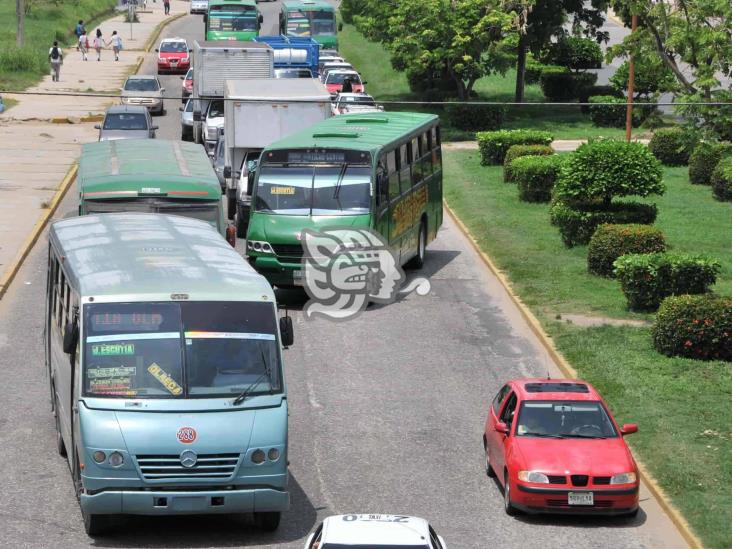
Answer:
top-left (443, 201), bottom-right (704, 549)
top-left (0, 164), bottom-right (77, 301)
top-left (144, 12), bottom-right (187, 52)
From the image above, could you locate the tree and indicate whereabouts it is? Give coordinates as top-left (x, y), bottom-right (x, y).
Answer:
top-left (353, 0), bottom-right (516, 101)
top-left (609, 54), bottom-right (677, 99)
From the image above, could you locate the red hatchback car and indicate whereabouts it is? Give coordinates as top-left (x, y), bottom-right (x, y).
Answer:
top-left (483, 378), bottom-right (639, 516)
top-left (156, 38), bottom-right (191, 75)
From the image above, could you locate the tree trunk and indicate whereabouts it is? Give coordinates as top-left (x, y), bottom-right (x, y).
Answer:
top-left (515, 34), bottom-right (527, 103)
top-left (16, 0), bottom-right (24, 47)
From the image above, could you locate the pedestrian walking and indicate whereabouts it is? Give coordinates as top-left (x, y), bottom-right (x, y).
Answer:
top-left (163, 0), bottom-right (170, 15)
top-left (78, 30), bottom-right (89, 61)
top-left (93, 29), bottom-right (104, 61)
top-left (74, 20), bottom-right (85, 51)
top-left (48, 41), bottom-right (63, 82)
top-left (107, 31), bottom-right (123, 62)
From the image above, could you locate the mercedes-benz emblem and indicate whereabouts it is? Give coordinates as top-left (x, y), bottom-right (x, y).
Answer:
top-left (180, 450), bottom-right (198, 468)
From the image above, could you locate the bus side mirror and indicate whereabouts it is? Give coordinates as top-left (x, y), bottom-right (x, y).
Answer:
top-left (280, 316), bottom-right (294, 348)
top-left (63, 320), bottom-right (79, 354)
top-left (259, 14), bottom-right (263, 24)
top-left (224, 166), bottom-right (232, 179)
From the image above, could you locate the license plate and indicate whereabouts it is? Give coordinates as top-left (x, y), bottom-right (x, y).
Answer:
top-left (568, 492), bottom-right (593, 506)
top-left (293, 270), bottom-right (303, 285)
top-left (170, 60), bottom-right (177, 65)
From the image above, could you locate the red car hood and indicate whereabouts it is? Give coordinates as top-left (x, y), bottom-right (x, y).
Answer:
top-left (160, 52), bottom-right (188, 60)
top-left (513, 437), bottom-right (634, 475)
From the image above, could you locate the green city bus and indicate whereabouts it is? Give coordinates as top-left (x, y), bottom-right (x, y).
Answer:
top-left (279, 0), bottom-right (338, 50)
top-left (78, 139), bottom-right (229, 239)
top-left (245, 112), bottom-right (443, 287)
top-left (205, 0), bottom-right (263, 42)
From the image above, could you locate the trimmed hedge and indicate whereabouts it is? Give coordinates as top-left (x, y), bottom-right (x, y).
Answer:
top-left (688, 142), bottom-right (732, 185)
top-left (587, 96), bottom-right (655, 128)
top-left (579, 85), bottom-right (622, 113)
top-left (539, 67), bottom-right (597, 102)
top-left (711, 156), bottom-right (732, 201)
top-left (513, 155), bottom-right (565, 203)
top-left (476, 129), bottom-right (554, 165)
top-left (653, 294), bottom-right (732, 361)
top-left (587, 224), bottom-right (667, 277)
top-left (503, 145), bottom-right (554, 182)
top-left (545, 36), bottom-right (603, 71)
top-left (613, 253), bottom-right (721, 311)
top-left (525, 62), bottom-right (563, 85)
top-left (549, 201), bottom-right (658, 247)
top-left (444, 102), bottom-right (506, 132)
top-left (648, 127), bottom-right (700, 166)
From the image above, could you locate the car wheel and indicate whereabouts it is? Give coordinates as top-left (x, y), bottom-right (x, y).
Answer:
top-left (54, 395), bottom-right (66, 457)
top-left (83, 510), bottom-right (111, 536)
top-left (624, 507), bottom-right (640, 518)
top-left (254, 511), bottom-right (281, 531)
top-left (406, 221), bottom-right (426, 269)
top-left (504, 472), bottom-right (518, 516)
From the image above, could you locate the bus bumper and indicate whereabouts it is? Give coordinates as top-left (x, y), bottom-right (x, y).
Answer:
top-left (80, 487), bottom-right (289, 515)
top-left (249, 256), bottom-right (303, 288)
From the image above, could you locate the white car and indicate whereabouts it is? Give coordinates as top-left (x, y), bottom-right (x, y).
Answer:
top-left (190, 0), bottom-right (209, 14)
top-left (304, 514), bottom-right (448, 549)
top-left (332, 93), bottom-right (383, 115)
top-left (202, 98), bottom-right (224, 153)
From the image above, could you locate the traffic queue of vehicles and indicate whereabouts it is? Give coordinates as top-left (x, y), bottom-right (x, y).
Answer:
top-left (49, 2), bottom-right (642, 542)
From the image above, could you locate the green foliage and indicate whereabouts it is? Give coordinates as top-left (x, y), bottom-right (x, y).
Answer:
top-left (613, 252), bottom-right (721, 311)
top-left (711, 157), bottom-right (732, 202)
top-left (444, 102), bottom-right (505, 132)
top-left (549, 201), bottom-right (658, 247)
top-left (0, 47), bottom-right (45, 73)
top-left (524, 60), bottom-right (562, 85)
top-left (653, 294), bottom-right (732, 361)
top-left (539, 67), bottom-right (598, 102)
top-left (476, 129), bottom-right (554, 165)
top-left (609, 58), bottom-right (677, 99)
top-left (544, 36), bottom-right (603, 71)
top-left (587, 96), bottom-right (651, 128)
top-left (554, 139), bottom-right (665, 205)
top-left (587, 224), bottom-right (667, 277)
top-left (578, 85), bottom-right (622, 112)
top-left (688, 142), bottom-right (732, 185)
top-left (648, 128), bottom-right (700, 167)
top-left (513, 155), bottom-right (565, 203)
top-left (503, 145), bottom-right (554, 182)
top-left (677, 90), bottom-right (732, 142)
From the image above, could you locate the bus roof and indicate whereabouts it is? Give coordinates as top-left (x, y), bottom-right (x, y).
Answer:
top-left (263, 112), bottom-right (439, 157)
top-left (282, 0), bottom-right (334, 12)
top-left (208, 0), bottom-right (258, 8)
top-left (49, 213), bottom-right (273, 301)
top-left (79, 139), bottom-right (221, 200)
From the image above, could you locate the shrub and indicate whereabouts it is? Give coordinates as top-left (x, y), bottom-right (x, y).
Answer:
top-left (525, 61), bottom-right (563, 85)
top-left (0, 47), bottom-right (45, 73)
top-left (609, 58), bottom-right (677, 99)
top-left (540, 67), bottom-right (598, 102)
top-left (578, 85), bottom-right (621, 113)
top-left (444, 102), bottom-right (506, 132)
top-left (688, 142), bottom-right (732, 185)
top-left (711, 156), bottom-right (732, 201)
top-left (544, 36), bottom-right (603, 71)
top-left (554, 139), bottom-right (665, 205)
top-left (587, 224), bottom-right (667, 277)
top-left (588, 96), bottom-right (655, 128)
top-left (476, 129), bottom-right (554, 165)
top-left (653, 294), bottom-right (732, 361)
top-left (613, 253), bottom-right (721, 311)
top-left (648, 127), bottom-right (700, 166)
top-left (503, 145), bottom-right (554, 182)
top-left (513, 155), bottom-right (565, 203)
top-left (549, 201), bottom-right (658, 247)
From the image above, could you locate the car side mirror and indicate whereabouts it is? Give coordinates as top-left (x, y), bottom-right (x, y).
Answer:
top-left (160, 87), bottom-right (165, 93)
top-left (188, 48), bottom-right (193, 53)
top-left (495, 421), bottom-right (508, 435)
top-left (259, 14), bottom-right (263, 23)
top-left (62, 320), bottom-right (79, 354)
top-left (155, 48), bottom-right (159, 52)
top-left (151, 125), bottom-right (159, 130)
top-left (362, 81), bottom-right (368, 85)
top-left (338, 22), bottom-right (343, 31)
top-left (179, 106), bottom-right (184, 111)
top-left (621, 423), bottom-right (638, 435)
top-left (223, 166), bottom-right (232, 179)
top-left (94, 124), bottom-right (100, 129)
top-left (225, 225), bottom-right (236, 247)
top-left (179, 75), bottom-right (184, 80)
top-left (279, 316), bottom-right (294, 348)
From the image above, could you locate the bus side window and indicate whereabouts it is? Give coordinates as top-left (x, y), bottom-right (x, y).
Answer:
top-left (376, 157), bottom-right (389, 205)
top-left (410, 137), bottom-right (422, 184)
top-left (49, 256), bottom-right (58, 323)
top-left (388, 150), bottom-right (401, 200)
top-left (420, 132), bottom-right (432, 176)
top-left (56, 268), bottom-right (65, 329)
top-left (431, 127), bottom-right (442, 172)
top-left (398, 143), bottom-right (410, 193)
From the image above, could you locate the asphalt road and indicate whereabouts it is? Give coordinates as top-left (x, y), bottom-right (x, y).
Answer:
top-left (0, 7), bottom-right (689, 549)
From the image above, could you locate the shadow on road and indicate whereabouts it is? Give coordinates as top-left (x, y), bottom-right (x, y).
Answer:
top-left (91, 473), bottom-right (316, 547)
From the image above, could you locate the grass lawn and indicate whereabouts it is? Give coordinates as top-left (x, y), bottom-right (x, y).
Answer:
top-left (338, 23), bottom-right (639, 142)
top-left (0, 0), bottom-right (117, 90)
top-left (443, 148), bottom-right (732, 548)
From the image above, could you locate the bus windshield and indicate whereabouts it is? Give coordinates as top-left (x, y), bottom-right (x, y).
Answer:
top-left (287, 18), bottom-right (311, 37)
top-left (255, 163), bottom-right (371, 216)
top-left (208, 9), bottom-right (258, 32)
top-left (83, 302), bottom-right (282, 399)
top-left (309, 11), bottom-right (335, 35)
top-left (85, 199), bottom-right (220, 228)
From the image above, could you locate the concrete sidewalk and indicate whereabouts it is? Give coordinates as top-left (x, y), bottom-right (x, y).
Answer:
top-left (0, 1), bottom-right (189, 296)
top-left (444, 138), bottom-right (651, 152)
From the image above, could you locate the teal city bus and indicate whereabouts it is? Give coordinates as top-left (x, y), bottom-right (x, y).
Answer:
top-left (205, 0), bottom-right (263, 42)
top-left (78, 139), bottom-right (231, 242)
top-left (279, 0), bottom-right (338, 50)
top-left (245, 112), bottom-right (443, 287)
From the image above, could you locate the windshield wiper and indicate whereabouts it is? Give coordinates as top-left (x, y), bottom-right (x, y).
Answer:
top-left (559, 433), bottom-right (607, 439)
top-left (332, 163), bottom-right (348, 207)
top-left (521, 432), bottom-right (565, 438)
top-left (232, 344), bottom-right (274, 406)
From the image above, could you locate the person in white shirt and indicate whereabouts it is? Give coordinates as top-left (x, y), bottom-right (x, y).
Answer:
top-left (78, 31), bottom-right (89, 61)
top-left (48, 41), bottom-right (63, 82)
top-left (107, 31), bottom-right (123, 61)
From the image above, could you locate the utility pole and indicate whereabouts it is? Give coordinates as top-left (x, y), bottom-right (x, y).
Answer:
top-left (625, 14), bottom-right (638, 142)
top-left (16, 0), bottom-right (24, 47)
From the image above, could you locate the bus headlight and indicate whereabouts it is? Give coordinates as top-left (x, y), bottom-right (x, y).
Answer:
top-left (268, 448), bottom-right (280, 461)
top-left (92, 450), bottom-right (106, 463)
top-left (108, 451), bottom-right (125, 467)
top-left (251, 449), bottom-right (266, 464)
top-left (247, 240), bottom-right (274, 254)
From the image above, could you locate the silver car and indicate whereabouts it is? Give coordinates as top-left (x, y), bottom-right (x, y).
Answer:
top-left (180, 99), bottom-right (194, 141)
top-left (95, 105), bottom-right (157, 141)
top-left (120, 75), bottom-right (165, 115)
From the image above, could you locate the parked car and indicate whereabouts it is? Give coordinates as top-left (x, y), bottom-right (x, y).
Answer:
top-left (179, 99), bottom-right (194, 141)
top-left (212, 132), bottom-right (226, 191)
top-left (190, 0), bottom-right (209, 14)
top-left (484, 378), bottom-right (640, 516)
top-left (274, 67), bottom-right (313, 79)
top-left (304, 515), bottom-right (448, 549)
top-left (332, 93), bottom-right (382, 115)
top-left (180, 68), bottom-right (193, 103)
top-left (95, 105), bottom-right (157, 141)
top-left (323, 69), bottom-right (365, 95)
top-left (120, 75), bottom-right (165, 115)
top-left (202, 98), bottom-right (225, 153)
top-left (156, 37), bottom-right (191, 74)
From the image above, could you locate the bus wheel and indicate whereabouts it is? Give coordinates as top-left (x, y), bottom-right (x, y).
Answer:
top-left (54, 397), bottom-right (66, 457)
top-left (254, 511), bottom-right (281, 531)
top-left (406, 221), bottom-right (426, 269)
top-left (83, 511), bottom-right (111, 536)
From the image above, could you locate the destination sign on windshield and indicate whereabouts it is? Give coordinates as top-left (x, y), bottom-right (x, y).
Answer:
top-left (288, 151), bottom-right (346, 163)
top-left (263, 150), bottom-right (371, 165)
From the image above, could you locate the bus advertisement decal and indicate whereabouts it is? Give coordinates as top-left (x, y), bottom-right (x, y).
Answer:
top-left (392, 186), bottom-right (428, 238)
top-left (148, 363), bottom-right (183, 396)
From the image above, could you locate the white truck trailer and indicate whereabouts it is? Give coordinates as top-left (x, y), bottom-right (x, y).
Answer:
top-left (223, 78), bottom-right (332, 234)
top-left (191, 41), bottom-right (274, 150)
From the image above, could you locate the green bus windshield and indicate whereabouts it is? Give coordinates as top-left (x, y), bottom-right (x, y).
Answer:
top-left (208, 11), bottom-right (258, 32)
top-left (285, 7), bottom-right (335, 36)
